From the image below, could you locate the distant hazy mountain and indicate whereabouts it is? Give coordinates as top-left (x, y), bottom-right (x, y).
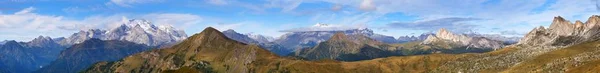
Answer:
top-left (222, 29), bottom-right (262, 44)
top-left (423, 28), bottom-right (505, 50)
top-left (222, 29), bottom-right (291, 56)
top-left (245, 33), bottom-right (275, 43)
top-left (36, 38), bottom-right (151, 73)
top-left (292, 32), bottom-right (401, 61)
top-left (464, 33), bottom-right (521, 44)
top-left (275, 23), bottom-right (398, 54)
top-left (397, 33), bottom-right (433, 42)
top-left (59, 19), bottom-right (187, 47)
top-left (0, 36), bottom-right (65, 73)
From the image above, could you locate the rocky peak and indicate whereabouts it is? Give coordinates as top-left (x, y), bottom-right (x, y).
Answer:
top-left (27, 36), bottom-right (57, 47)
top-left (575, 20), bottom-right (584, 28)
top-left (31, 36), bottom-right (53, 43)
top-left (549, 16), bottom-right (575, 36)
top-left (125, 19), bottom-right (157, 30)
top-left (585, 15), bottom-right (600, 30)
top-left (435, 28), bottom-right (454, 40)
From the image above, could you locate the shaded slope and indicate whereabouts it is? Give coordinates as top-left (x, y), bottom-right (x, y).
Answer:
top-left (36, 38), bottom-right (151, 73)
top-left (0, 36), bottom-right (65, 73)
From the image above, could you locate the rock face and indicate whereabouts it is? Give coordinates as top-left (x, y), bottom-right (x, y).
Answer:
top-left (292, 32), bottom-right (400, 61)
top-left (518, 16), bottom-right (600, 46)
top-left (59, 19), bottom-right (187, 47)
top-left (36, 38), bottom-right (151, 73)
top-left (0, 36), bottom-right (65, 73)
top-left (423, 28), bottom-right (505, 50)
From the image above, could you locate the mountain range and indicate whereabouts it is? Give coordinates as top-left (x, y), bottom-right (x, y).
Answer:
top-left (81, 15), bottom-right (600, 73)
top-left (0, 19), bottom-right (187, 73)
top-left (7, 15), bottom-right (599, 73)
top-left (292, 28), bottom-right (509, 61)
top-left (58, 19), bottom-right (187, 47)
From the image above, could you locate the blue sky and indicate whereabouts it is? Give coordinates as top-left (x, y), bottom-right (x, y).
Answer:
top-left (1, 0), bottom-right (599, 41)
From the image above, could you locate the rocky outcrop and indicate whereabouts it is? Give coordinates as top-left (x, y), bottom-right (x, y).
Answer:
top-left (423, 28), bottom-right (505, 50)
top-left (518, 15), bottom-right (600, 46)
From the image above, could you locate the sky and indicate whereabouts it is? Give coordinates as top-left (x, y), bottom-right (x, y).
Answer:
top-left (1, 0), bottom-right (599, 41)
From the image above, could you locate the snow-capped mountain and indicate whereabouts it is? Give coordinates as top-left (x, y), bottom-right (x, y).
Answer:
top-left (59, 19), bottom-right (187, 46)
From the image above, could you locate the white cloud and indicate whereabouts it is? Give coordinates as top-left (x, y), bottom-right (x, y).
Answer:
top-left (358, 0), bottom-right (375, 11)
top-left (14, 7), bottom-right (35, 15)
top-left (264, 0), bottom-right (304, 12)
top-left (141, 13), bottom-right (203, 30)
top-left (307, 0), bottom-right (598, 36)
top-left (108, 0), bottom-right (164, 7)
top-left (386, 17), bottom-right (482, 33)
top-left (207, 0), bottom-right (229, 5)
top-left (279, 22), bottom-right (365, 32)
top-left (209, 21), bottom-right (286, 38)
